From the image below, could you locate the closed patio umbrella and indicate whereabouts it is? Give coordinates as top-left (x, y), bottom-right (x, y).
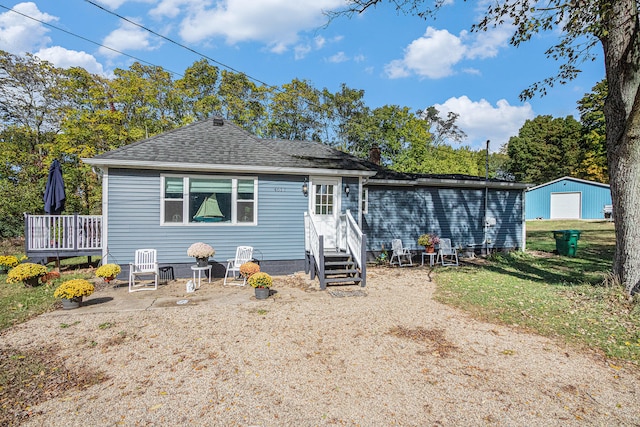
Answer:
top-left (43, 159), bottom-right (66, 215)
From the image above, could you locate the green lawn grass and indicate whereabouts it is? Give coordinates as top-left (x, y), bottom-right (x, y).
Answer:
top-left (0, 241), bottom-right (97, 331)
top-left (0, 270), bottom-right (96, 331)
top-left (435, 220), bottom-right (640, 363)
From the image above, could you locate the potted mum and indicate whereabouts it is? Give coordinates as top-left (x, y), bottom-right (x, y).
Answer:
top-left (54, 279), bottom-right (95, 310)
top-left (187, 242), bottom-right (215, 267)
top-left (0, 255), bottom-right (19, 274)
top-left (248, 272), bottom-right (272, 300)
top-left (6, 262), bottom-right (48, 287)
top-left (418, 233), bottom-right (440, 253)
top-left (239, 261), bottom-right (260, 279)
top-left (95, 263), bottom-right (122, 283)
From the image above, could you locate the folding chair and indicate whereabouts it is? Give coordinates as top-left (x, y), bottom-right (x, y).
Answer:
top-left (436, 238), bottom-right (459, 266)
top-left (129, 249), bottom-right (159, 292)
top-left (390, 239), bottom-right (413, 266)
top-left (224, 246), bottom-right (254, 286)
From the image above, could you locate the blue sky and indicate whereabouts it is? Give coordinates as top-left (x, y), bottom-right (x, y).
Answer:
top-left (0, 0), bottom-right (605, 151)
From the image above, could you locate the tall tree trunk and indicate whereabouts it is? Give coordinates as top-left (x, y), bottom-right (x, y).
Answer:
top-left (603, 0), bottom-right (640, 294)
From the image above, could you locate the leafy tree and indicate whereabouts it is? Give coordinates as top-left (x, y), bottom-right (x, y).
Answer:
top-left (267, 78), bottom-right (324, 141)
top-left (57, 67), bottom-right (126, 214)
top-left (506, 115), bottom-right (582, 185)
top-left (395, 144), bottom-right (480, 175)
top-left (473, 149), bottom-right (512, 181)
top-left (0, 51), bottom-right (68, 236)
top-left (110, 62), bottom-right (183, 140)
top-left (0, 50), bottom-right (67, 139)
top-left (334, 0), bottom-right (640, 294)
top-left (0, 127), bottom-right (49, 237)
top-left (322, 83), bottom-right (368, 149)
top-left (575, 80), bottom-right (608, 183)
top-left (175, 59), bottom-right (221, 122)
top-left (343, 105), bottom-right (432, 165)
top-left (218, 70), bottom-right (268, 136)
top-left (418, 106), bottom-right (466, 146)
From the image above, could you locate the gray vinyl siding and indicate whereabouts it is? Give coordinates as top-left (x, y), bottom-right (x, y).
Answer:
top-left (363, 185), bottom-right (524, 252)
top-left (341, 177), bottom-right (360, 215)
top-left (106, 169), bottom-right (308, 267)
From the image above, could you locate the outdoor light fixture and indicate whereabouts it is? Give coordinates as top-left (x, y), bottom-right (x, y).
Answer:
top-left (302, 178), bottom-right (309, 197)
top-left (344, 184), bottom-right (350, 197)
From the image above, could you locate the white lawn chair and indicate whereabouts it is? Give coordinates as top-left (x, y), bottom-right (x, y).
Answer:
top-left (129, 248), bottom-right (159, 292)
top-left (436, 238), bottom-right (459, 266)
top-left (390, 239), bottom-right (413, 267)
top-left (224, 246), bottom-right (254, 286)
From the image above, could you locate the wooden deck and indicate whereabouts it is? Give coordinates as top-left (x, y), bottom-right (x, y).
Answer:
top-left (24, 214), bottom-right (103, 258)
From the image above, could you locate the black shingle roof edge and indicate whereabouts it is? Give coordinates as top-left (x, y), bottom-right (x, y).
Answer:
top-left (82, 118), bottom-right (531, 188)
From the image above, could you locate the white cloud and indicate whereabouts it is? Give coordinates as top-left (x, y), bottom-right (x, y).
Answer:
top-left (93, 0), bottom-right (129, 8)
top-left (0, 2), bottom-right (56, 54)
top-left (394, 27), bottom-right (465, 79)
top-left (328, 51), bottom-right (349, 63)
top-left (384, 59), bottom-right (411, 79)
top-left (150, 0), bottom-right (192, 19)
top-left (0, 3), bottom-right (108, 76)
top-left (294, 35), bottom-right (342, 60)
top-left (462, 68), bottom-right (481, 76)
top-left (433, 96), bottom-right (534, 150)
top-left (176, 0), bottom-right (345, 52)
top-left (294, 43), bottom-right (312, 60)
top-left (35, 46), bottom-right (106, 75)
top-left (464, 26), bottom-right (511, 59)
top-left (385, 26), bottom-right (512, 79)
top-left (99, 20), bottom-right (160, 58)
top-left (95, 0), bottom-right (156, 9)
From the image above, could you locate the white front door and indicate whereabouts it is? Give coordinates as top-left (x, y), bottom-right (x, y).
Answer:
top-left (310, 177), bottom-right (341, 249)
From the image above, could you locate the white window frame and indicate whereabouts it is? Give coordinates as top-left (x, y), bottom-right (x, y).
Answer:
top-left (160, 174), bottom-right (258, 226)
top-left (362, 187), bottom-right (369, 214)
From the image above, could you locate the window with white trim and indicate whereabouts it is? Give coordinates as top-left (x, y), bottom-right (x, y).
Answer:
top-left (162, 175), bottom-right (257, 225)
top-left (362, 187), bottom-right (369, 214)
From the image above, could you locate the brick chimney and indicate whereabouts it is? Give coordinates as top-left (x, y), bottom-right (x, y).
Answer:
top-left (369, 145), bottom-right (381, 165)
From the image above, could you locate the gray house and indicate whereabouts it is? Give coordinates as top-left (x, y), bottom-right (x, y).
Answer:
top-left (27, 118), bottom-right (529, 288)
top-left (362, 166), bottom-right (530, 258)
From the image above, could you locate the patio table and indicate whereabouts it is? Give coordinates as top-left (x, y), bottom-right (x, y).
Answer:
top-left (190, 265), bottom-right (212, 289)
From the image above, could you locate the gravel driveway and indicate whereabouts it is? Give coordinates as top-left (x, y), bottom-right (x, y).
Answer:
top-left (4, 267), bottom-right (639, 426)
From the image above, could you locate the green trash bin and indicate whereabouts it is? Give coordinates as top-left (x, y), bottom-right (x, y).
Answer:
top-left (553, 230), bottom-right (581, 256)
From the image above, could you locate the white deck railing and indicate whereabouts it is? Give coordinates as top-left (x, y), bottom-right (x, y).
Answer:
top-left (304, 212), bottom-right (322, 265)
top-left (305, 210), bottom-right (367, 288)
top-left (342, 210), bottom-right (365, 271)
top-left (25, 214), bottom-right (103, 252)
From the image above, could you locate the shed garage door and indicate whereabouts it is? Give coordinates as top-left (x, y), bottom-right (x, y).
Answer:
top-left (550, 192), bottom-right (581, 219)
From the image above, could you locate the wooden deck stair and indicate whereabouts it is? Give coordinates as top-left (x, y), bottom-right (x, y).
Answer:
top-left (322, 251), bottom-right (362, 286)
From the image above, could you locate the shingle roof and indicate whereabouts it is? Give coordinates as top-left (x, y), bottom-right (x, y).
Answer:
top-left (84, 117), bottom-right (529, 188)
top-left (363, 160), bottom-right (531, 189)
top-left (87, 117), bottom-right (372, 173)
